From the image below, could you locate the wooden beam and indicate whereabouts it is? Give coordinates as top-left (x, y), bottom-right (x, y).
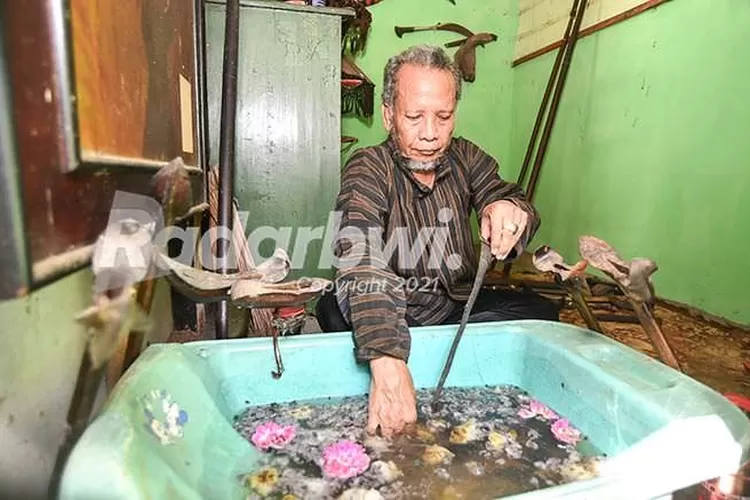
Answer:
top-left (512, 0), bottom-right (672, 67)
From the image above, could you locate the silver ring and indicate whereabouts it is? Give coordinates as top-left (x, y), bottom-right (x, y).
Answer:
top-left (503, 221), bottom-right (519, 234)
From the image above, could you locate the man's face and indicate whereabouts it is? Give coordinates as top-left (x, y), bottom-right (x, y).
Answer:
top-left (382, 64), bottom-right (457, 171)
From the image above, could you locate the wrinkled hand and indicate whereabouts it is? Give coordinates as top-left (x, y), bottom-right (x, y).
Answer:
top-left (367, 356), bottom-right (417, 438)
top-left (481, 200), bottom-right (529, 260)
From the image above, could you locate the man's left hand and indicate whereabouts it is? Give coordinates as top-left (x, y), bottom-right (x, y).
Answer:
top-left (481, 200), bottom-right (529, 260)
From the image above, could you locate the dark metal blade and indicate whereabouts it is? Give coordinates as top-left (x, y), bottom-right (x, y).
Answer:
top-left (431, 241), bottom-right (493, 409)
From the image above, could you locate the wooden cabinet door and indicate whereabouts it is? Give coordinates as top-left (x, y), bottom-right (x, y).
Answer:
top-left (0, 0), bottom-right (205, 298)
top-left (205, 1), bottom-right (351, 280)
top-left (69, 0), bottom-right (202, 170)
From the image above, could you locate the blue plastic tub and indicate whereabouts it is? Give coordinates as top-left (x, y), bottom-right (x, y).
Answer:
top-left (59, 320), bottom-right (750, 499)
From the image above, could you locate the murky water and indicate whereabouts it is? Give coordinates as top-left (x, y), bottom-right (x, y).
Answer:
top-left (233, 385), bottom-right (604, 499)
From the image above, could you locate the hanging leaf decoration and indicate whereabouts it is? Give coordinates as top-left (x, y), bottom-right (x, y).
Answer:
top-left (329, 0), bottom-right (384, 56)
top-left (341, 55), bottom-right (375, 118)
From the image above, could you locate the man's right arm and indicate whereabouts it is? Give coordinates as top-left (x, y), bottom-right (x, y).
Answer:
top-left (333, 151), bottom-right (411, 364)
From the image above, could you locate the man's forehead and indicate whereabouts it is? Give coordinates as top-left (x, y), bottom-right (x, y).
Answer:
top-left (394, 65), bottom-right (456, 104)
top-left (397, 63), bottom-right (451, 80)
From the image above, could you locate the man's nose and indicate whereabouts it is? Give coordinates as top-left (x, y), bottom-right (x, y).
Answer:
top-left (419, 116), bottom-right (438, 141)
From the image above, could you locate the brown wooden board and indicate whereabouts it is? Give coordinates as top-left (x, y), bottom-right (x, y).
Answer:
top-left (70, 0), bottom-right (199, 169)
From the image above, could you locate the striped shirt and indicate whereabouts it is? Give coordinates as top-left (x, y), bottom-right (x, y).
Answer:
top-left (332, 135), bottom-right (540, 363)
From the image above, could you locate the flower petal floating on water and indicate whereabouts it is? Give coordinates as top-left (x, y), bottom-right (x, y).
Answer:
top-left (551, 418), bottom-right (582, 445)
top-left (322, 440), bottom-right (371, 479)
top-left (363, 435), bottom-right (391, 454)
top-left (247, 466), bottom-right (279, 496)
top-left (422, 444), bottom-right (455, 466)
top-left (486, 430), bottom-right (506, 450)
top-left (449, 419), bottom-right (480, 444)
top-left (518, 408), bottom-right (536, 419)
top-left (506, 442), bottom-right (524, 459)
top-left (426, 419), bottom-right (449, 433)
top-left (465, 460), bottom-right (485, 476)
top-left (560, 459), bottom-right (600, 482)
top-left (434, 467), bottom-right (451, 480)
top-left (300, 478), bottom-right (330, 498)
top-left (518, 400), bottom-right (558, 421)
top-left (285, 405), bottom-right (313, 420)
top-left (411, 423), bottom-right (436, 443)
top-left (251, 422), bottom-right (296, 450)
top-left (337, 487), bottom-right (384, 500)
top-left (440, 485), bottom-right (464, 500)
top-left (370, 460), bottom-right (403, 484)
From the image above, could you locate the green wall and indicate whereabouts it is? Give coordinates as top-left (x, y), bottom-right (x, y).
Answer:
top-left (345, 0), bottom-right (750, 325)
top-left (342, 0), bottom-right (518, 169)
top-left (0, 270), bottom-right (94, 499)
top-left (0, 271), bottom-right (174, 498)
top-left (509, 0), bottom-right (750, 325)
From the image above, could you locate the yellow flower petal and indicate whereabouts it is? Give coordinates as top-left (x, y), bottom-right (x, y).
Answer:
top-left (449, 419), bottom-right (479, 444)
top-left (487, 431), bottom-right (505, 450)
top-left (410, 423), bottom-right (436, 443)
top-left (422, 444), bottom-right (455, 465)
top-left (440, 485), bottom-right (465, 499)
top-left (286, 406), bottom-right (313, 419)
top-left (426, 419), bottom-right (449, 432)
top-left (249, 467), bottom-right (279, 496)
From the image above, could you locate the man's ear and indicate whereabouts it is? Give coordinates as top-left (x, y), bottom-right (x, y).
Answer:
top-left (381, 103), bottom-right (393, 132)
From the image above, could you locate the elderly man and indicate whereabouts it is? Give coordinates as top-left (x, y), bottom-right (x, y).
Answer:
top-left (316, 45), bottom-right (558, 438)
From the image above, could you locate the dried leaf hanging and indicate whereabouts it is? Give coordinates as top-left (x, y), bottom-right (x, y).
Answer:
top-left (341, 55), bottom-right (375, 118)
top-left (329, 0), bottom-right (384, 56)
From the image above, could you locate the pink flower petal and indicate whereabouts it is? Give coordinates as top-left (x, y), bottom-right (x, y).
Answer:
top-left (518, 408), bottom-right (537, 419)
top-left (322, 440), bottom-right (370, 479)
top-left (529, 400), bottom-right (558, 420)
top-left (519, 400), bottom-right (559, 421)
top-left (551, 418), bottom-right (581, 445)
top-left (541, 408), bottom-right (559, 420)
top-left (251, 421), bottom-right (296, 451)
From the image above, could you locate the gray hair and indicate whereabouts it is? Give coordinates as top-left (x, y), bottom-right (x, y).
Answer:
top-left (381, 45), bottom-right (462, 108)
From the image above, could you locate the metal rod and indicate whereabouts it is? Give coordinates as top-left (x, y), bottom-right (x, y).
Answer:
top-left (526, 0), bottom-right (588, 202)
top-left (516, 0), bottom-right (581, 188)
top-left (431, 242), bottom-right (493, 409)
top-left (499, 1), bottom-right (582, 283)
top-left (271, 331), bottom-right (285, 379)
top-left (215, 0), bottom-right (241, 339)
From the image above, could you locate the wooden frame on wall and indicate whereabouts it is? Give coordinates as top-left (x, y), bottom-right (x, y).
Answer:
top-left (0, 0), bottom-right (207, 299)
top-left (513, 0), bottom-right (672, 66)
top-left (65, 0), bottom-right (203, 172)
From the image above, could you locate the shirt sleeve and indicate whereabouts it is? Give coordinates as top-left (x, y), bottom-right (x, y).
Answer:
top-left (333, 150), bottom-right (412, 363)
top-left (463, 139), bottom-right (541, 258)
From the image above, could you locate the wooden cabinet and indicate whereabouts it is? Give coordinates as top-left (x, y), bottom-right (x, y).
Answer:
top-left (205, 0), bottom-right (351, 280)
